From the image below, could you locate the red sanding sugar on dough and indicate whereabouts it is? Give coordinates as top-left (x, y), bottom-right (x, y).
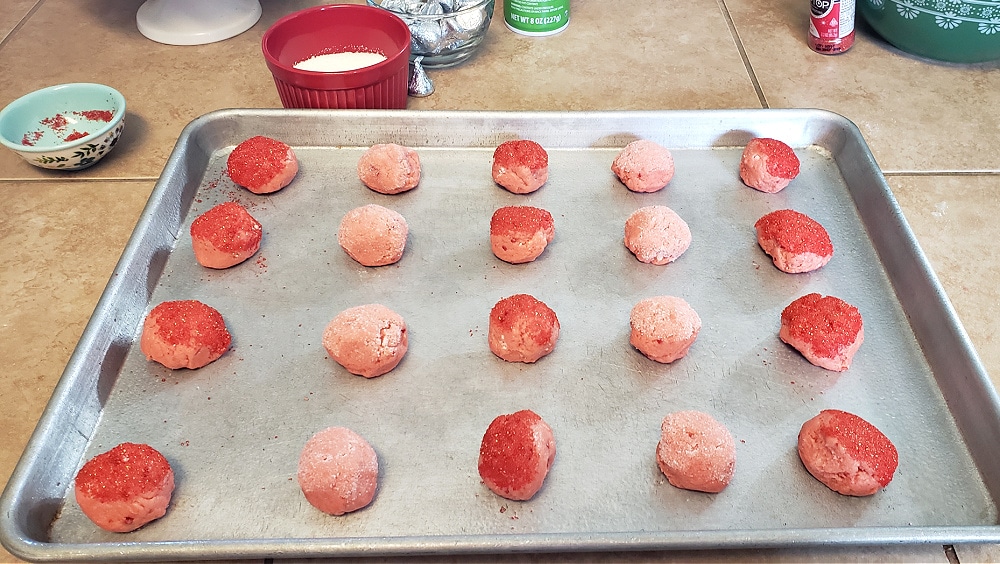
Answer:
top-left (814, 410), bottom-right (897, 487)
top-left (74, 442), bottom-right (175, 532)
top-left (780, 293), bottom-right (863, 371)
top-left (76, 443), bottom-right (173, 503)
top-left (756, 138), bottom-right (800, 179)
top-left (478, 409), bottom-right (556, 500)
top-left (151, 301), bottom-right (229, 351)
top-left (75, 110), bottom-right (114, 122)
top-left (226, 136), bottom-right (298, 194)
top-left (755, 209), bottom-right (832, 256)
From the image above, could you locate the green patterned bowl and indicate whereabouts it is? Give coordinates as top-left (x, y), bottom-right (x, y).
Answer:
top-left (859, 0), bottom-right (1000, 63)
top-left (0, 83), bottom-right (126, 171)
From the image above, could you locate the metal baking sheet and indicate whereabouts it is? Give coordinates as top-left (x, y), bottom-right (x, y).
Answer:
top-left (3, 109), bottom-right (1000, 561)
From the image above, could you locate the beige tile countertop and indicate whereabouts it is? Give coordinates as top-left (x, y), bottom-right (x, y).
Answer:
top-left (1, 0), bottom-right (999, 562)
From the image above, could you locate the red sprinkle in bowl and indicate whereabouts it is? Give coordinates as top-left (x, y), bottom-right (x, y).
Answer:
top-left (0, 83), bottom-right (125, 171)
top-left (262, 4), bottom-right (411, 109)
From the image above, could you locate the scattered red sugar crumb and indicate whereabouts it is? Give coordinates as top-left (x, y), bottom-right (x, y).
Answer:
top-left (21, 131), bottom-right (42, 146)
top-left (64, 131), bottom-right (89, 142)
top-left (41, 113), bottom-right (68, 133)
top-left (75, 109), bottom-right (114, 122)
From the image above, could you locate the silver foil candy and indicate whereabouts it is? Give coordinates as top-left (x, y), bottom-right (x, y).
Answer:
top-left (408, 56), bottom-right (434, 97)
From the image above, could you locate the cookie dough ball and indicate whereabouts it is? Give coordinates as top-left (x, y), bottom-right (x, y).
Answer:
top-left (611, 139), bottom-right (675, 193)
top-left (190, 201), bottom-right (263, 269)
top-left (298, 427), bottom-right (379, 515)
top-left (755, 209), bottom-right (833, 273)
top-left (488, 294), bottom-right (560, 363)
top-left (226, 135), bottom-right (298, 194)
top-left (739, 137), bottom-right (800, 193)
top-left (323, 304), bottom-right (408, 378)
top-left (780, 293), bottom-right (864, 372)
top-left (140, 300), bottom-right (231, 370)
top-left (338, 204), bottom-right (408, 267)
top-left (492, 139), bottom-right (549, 194)
top-left (624, 205), bottom-right (692, 265)
top-left (74, 443), bottom-right (175, 532)
top-left (490, 206), bottom-right (555, 264)
top-left (798, 409), bottom-right (898, 496)
top-left (357, 143), bottom-right (421, 195)
top-left (478, 410), bottom-right (556, 501)
top-left (656, 411), bottom-right (735, 493)
top-left (630, 296), bottom-right (701, 363)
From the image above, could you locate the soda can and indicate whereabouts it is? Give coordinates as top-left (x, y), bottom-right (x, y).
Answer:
top-left (808, 0), bottom-right (855, 54)
top-left (504, 0), bottom-right (570, 36)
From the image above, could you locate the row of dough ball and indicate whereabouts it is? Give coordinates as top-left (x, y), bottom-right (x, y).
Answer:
top-left (139, 285), bottom-right (863, 379)
top-left (71, 405), bottom-right (898, 533)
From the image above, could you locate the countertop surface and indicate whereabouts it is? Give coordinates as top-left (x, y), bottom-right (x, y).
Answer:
top-left (1, 0), bottom-right (999, 562)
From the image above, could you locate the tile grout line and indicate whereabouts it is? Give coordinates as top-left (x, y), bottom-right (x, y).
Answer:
top-left (0, 0), bottom-right (46, 51)
top-left (0, 176), bottom-right (160, 183)
top-left (716, 0), bottom-right (769, 109)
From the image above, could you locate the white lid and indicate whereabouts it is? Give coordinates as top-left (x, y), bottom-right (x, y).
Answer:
top-left (136, 0), bottom-right (262, 46)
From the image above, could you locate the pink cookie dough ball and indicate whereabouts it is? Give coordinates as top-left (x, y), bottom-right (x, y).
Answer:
top-left (357, 143), bottom-right (421, 195)
top-left (739, 137), bottom-right (800, 193)
top-left (492, 139), bottom-right (549, 194)
top-left (630, 296), bottom-right (702, 363)
top-left (226, 135), bottom-right (298, 195)
top-left (624, 205), bottom-right (692, 265)
top-left (140, 300), bottom-right (231, 370)
top-left (74, 443), bottom-right (175, 532)
top-left (478, 410), bottom-right (556, 501)
top-left (298, 427), bottom-right (379, 515)
top-left (488, 294), bottom-right (560, 363)
top-left (190, 201), bottom-right (262, 269)
top-left (656, 411), bottom-right (736, 493)
top-left (611, 139), bottom-right (675, 193)
top-left (490, 205), bottom-right (555, 264)
top-left (797, 409), bottom-right (898, 496)
top-left (780, 293), bottom-right (864, 372)
top-left (754, 209), bottom-right (833, 273)
top-left (323, 304), bottom-right (408, 378)
top-left (337, 204), bottom-right (409, 267)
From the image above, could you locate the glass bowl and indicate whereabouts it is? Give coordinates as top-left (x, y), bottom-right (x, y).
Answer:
top-left (366, 0), bottom-right (494, 68)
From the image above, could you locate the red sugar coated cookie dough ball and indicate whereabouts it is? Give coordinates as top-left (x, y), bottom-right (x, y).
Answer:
top-left (630, 296), bottom-right (702, 363)
top-left (739, 138), bottom-right (800, 193)
top-left (74, 442), bottom-right (175, 532)
top-left (298, 427), bottom-right (379, 515)
top-left (797, 409), bottom-right (898, 496)
top-left (323, 304), bottom-right (408, 378)
top-left (190, 201), bottom-right (263, 269)
top-left (140, 300), bottom-right (231, 370)
top-left (490, 206), bottom-right (555, 264)
top-left (611, 139), bottom-right (675, 193)
top-left (357, 143), bottom-right (421, 195)
top-left (337, 204), bottom-right (409, 267)
top-left (780, 293), bottom-right (864, 372)
top-left (754, 209), bottom-right (833, 273)
top-left (656, 411), bottom-right (735, 493)
top-left (624, 205), bottom-right (692, 265)
top-left (478, 410), bottom-right (556, 501)
top-left (492, 139), bottom-right (549, 194)
top-left (488, 294), bottom-right (560, 363)
top-left (226, 135), bottom-right (298, 194)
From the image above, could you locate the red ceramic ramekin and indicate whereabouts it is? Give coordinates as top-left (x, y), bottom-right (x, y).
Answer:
top-left (262, 4), bottom-right (411, 109)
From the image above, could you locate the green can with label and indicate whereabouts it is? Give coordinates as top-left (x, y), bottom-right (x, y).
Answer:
top-left (504, 0), bottom-right (570, 36)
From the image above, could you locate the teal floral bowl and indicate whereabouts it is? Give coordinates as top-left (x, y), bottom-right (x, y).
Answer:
top-left (859, 0), bottom-right (1000, 63)
top-left (0, 83), bottom-right (126, 171)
